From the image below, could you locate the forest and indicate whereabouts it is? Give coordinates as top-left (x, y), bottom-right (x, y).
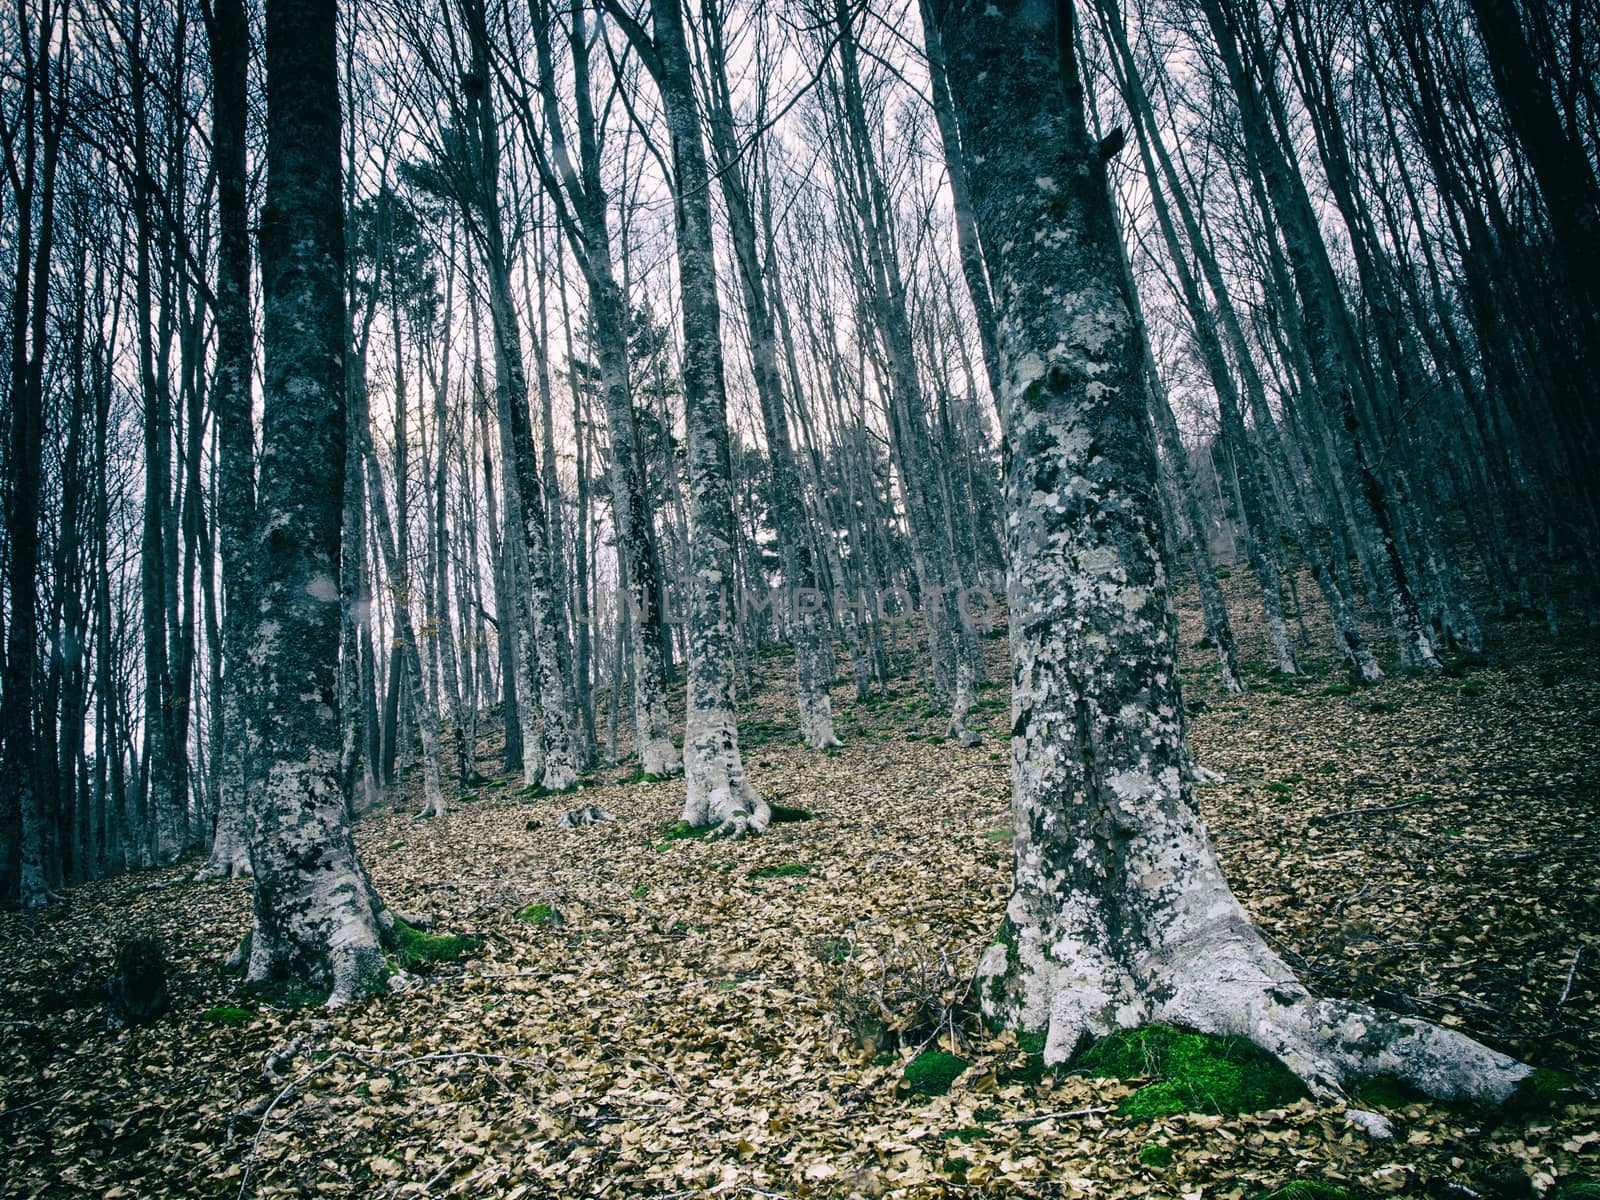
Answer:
top-left (1, 0), bottom-right (1598, 1195)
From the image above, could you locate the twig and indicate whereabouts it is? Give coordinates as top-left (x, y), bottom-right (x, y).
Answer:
top-left (238, 1065), bottom-right (315, 1200)
top-left (1313, 794), bottom-right (1445, 822)
top-left (0, 1087), bottom-right (67, 1124)
top-left (368, 1050), bottom-right (550, 1073)
top-left (421, 1154), bottom-right (466, 1193)
top-left (1332, 882), bottom-right (1374, 915)
top-left (996, 1105), bottom-right (1114, 1126)
top-left (1557, 948), bottom-right (1583, 1015)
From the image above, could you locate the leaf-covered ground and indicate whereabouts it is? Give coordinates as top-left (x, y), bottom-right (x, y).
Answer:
top-left (3, 581), bottom-right (1598, 1199)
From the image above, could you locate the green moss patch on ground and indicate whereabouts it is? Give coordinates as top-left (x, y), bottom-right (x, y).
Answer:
top-left (390, 920), bottom-right (481, 968)
top-left (1070, 1025), bottom-right (1307, 1119)
top-left (905, 1050), bottom-right (968, 1096)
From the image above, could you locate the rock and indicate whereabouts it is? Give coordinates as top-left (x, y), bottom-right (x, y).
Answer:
top-left (1344, 1108), bottom-right (1396, 1140)
top-left (558, 805), bottom-right (616, 828)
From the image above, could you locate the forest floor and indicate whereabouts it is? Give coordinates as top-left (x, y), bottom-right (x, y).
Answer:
top-left (2, 575), bottom-right (1599, 1199)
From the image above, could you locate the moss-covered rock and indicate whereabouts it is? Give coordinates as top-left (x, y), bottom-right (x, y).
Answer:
top-left (905, 1050), bottom-right (968, 1097)
top-left (1071, 1025), bottom-right (1306, 1120)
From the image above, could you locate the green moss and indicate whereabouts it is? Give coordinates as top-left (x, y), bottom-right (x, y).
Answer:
top-left (391, 919), bottom-right (482, 968)
top-left (1351, 1075), bottom-right (1421, 1111)
top-left (1002, 1035), bottom-right (1051, 1086)
top-left (514, 902), bottom-right (563, 926)
top-left (659, 820), bottom-right (717, 842)
top-left (768, 803), bottom-right (813, 823)
top-left (1508, 1066), bottom-right (1577, 1112)
top-left (201, 1005), bottom-right (254, 1025)
top-left (820, 938), bottom-right (855, 963)
top-left (246, 977), bottom-right (330, 1008)
top-left (941, 1127), bottom-right (991, 1143)
top-left (521, 778), bottom-right (587, 800)
top-left (1248, 1184), bottom-right (1357, 1200)
top-left (1556, 1181), bottom-right (1600, 1199)
top-left (905, 1050), bottom-right (968, 1096)
top-left (1321, 683), bottom-right (1356, 697)
top-left (1139, 1143), bottom-right (1174, 1168)
top-left (1267, 781), bottom-right (1293, 795)
top-left (983, 828), bottom-right (1014, 841)
top-left (982, 925), bottom-right (1023, 1016)
top-left (750, 862), bottom-right (812, 879)
top-left (624, 770), bottom-right (671, 785)
top-left (1071, 1025), bottom-right (1306, 1120)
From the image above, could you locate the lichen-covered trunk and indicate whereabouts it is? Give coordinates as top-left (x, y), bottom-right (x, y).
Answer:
top-left (649, 0), bottom-right (766, 836)
top-left (454, 2), bottom-right (577, 792)
top-left (934, 0), bottom-right (1526, 1104)
top-left (432, 398), bottom-right (473, 788)
top-left (246, 0), bottom-right (386, 1005)
top-left (362, 433), bottom-right (446, 819)
top-left (587, 277), bottom-right (682, 776)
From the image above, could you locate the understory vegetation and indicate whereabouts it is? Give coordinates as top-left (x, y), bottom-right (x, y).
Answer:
top-left (1, 590), bottom-right (1597, 1198)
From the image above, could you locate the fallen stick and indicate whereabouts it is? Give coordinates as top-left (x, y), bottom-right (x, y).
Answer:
top-left (1313, 794), bottom-right (1445, 822)
top-left (997, 1106), bottom-right (1115, 1126)
top-left (1557, 948), bottom-right (1583, 1015)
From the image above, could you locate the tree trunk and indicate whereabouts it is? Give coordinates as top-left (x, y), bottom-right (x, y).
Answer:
top-left (1, 0), bottom-right (62, 907)
top-left (933, 0), bottom-right (1526, 1103)
top-left (626, 0), bottom-right (767, 834)
top-left (247, 0), bottom-right (387, 1004)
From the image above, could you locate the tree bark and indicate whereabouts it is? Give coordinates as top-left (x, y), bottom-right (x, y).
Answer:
top-left (247, 0), bottom-right (387, 1003)
top-left (933, 0), bottom-right (1526, 1102)
top-left (613, 0), bottom-right (767, 834)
